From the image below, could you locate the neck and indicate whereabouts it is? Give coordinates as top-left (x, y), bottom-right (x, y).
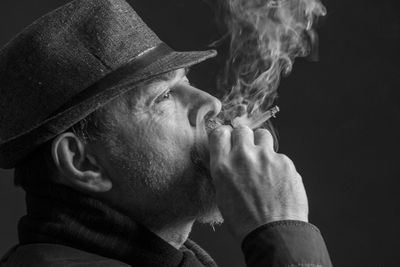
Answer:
top-left (150, 220), bottom-right (195, 249)
top-left (105, 184), bottom-right (198, 250)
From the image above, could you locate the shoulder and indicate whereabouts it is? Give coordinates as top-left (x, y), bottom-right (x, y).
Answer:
top-left (1, 243), bottom-right (130, 267)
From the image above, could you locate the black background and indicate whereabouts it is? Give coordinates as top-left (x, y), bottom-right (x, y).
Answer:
top-left (1, 0), bottom-right (400, 266)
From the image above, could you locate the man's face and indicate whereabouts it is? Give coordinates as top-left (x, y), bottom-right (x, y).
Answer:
top-left (96, 68), bottom-right (223, 228)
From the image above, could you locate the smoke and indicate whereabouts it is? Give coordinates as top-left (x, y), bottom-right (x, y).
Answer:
top-left (214, 0), bottom-right (326, 128)
top-left (196, 0), bottom-right (326, 168)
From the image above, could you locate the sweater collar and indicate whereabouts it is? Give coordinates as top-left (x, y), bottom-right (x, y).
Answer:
top-left (18, 183), bottom-right (217, 267)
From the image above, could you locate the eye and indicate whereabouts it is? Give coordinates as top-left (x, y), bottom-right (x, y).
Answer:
top-left (162, 91), bottom-right (171, 99)
top-left (155, 89), bottom-right (172, 103)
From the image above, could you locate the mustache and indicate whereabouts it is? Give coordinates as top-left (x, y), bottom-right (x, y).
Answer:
top-left (205, 118), bottom-right (223, 136)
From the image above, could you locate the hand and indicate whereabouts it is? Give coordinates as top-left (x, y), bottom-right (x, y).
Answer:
top-left (209, 125), bottom-right (309, 242)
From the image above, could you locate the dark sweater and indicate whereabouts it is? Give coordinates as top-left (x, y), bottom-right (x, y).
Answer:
top-left (1, 183), bottom-right (332, 267)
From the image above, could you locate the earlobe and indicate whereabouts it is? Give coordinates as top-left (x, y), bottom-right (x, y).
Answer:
top-left (51, 133), bottom-right (112, 193)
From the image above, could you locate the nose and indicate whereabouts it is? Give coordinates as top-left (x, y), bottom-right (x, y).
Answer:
top-left (185, 86), bottom-right (222, 127)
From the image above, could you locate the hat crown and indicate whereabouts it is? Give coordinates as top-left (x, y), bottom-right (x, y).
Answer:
top-left (0, 0), bottom-right (160, 143)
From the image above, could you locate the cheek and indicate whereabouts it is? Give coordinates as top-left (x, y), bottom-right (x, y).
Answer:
top-left (146, 107), bottom-right (194, 147)
top-left (117, 104), bottom-right (196, 168)
top-left (152, 98), bottom-right (177, 118)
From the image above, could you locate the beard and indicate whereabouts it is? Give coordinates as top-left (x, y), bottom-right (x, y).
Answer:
top-left (189, 143), bottom-right (224, 226)
top-left (106, 132), bottom-right (223, 231)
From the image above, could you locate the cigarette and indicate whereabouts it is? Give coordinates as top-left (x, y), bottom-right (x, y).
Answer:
top-left (265, 105), bottom-right (280, 119)
top-left (206, 105), bottom-right (280, 134)
top-left (230, 105), bottom-right (280, 128)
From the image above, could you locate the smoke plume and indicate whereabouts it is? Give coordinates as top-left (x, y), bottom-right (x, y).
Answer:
top-left (215, 0), bottom-right (326, 128)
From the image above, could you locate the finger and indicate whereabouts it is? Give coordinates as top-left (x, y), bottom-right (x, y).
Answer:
top-left (209, 125), bottom-right (232, 160)
top-left (231, 125), bottom-right (254, 148)
top-left (254, 128), bottom-right (274, 149)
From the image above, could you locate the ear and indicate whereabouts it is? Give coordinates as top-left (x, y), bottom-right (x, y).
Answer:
top-left (51, 132), bottom-right (112, 193)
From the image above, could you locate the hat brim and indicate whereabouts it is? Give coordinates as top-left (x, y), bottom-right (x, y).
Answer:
top-left (0, 49), bottom-right (217, 168)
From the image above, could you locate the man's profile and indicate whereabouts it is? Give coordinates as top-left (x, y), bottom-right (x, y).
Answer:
top-left (0, 0), bottom-right (332, 266)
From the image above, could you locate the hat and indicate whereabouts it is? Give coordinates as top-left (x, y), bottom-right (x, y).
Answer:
top-left (0, 0), bottom-right (217, 169)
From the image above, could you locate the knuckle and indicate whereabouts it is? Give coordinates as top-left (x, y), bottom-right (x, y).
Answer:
top-left (264, 130), bottom-right (274, 142)
top-left (295, 173), bottom-right (303, 182)
top-left (255, 128), bottom-right (271, 135)
top-left (255, 128), bottom-right (274, 143)
top-left (275, 153), bottom-right (297, 172)
top-left (276, 153), bottom-right (291, 163)
top-left (234, 125), bottom-right (252, 134)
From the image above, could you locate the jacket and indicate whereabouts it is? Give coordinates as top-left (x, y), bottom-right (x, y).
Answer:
top-left (1, 182), bottom-right (332, 267)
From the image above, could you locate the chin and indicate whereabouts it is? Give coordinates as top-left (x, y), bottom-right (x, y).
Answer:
top-left (188, 167), bottom-right (224, 226)
top-left (195, 201), bottom-right (224, 226)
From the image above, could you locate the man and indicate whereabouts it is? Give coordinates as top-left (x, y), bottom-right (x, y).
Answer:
top-left (0, 0), bottom-right (332, 266)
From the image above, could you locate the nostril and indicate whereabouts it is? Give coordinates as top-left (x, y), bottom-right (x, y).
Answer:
top-left (204, 110), bottom-right (215, 122)
top-left (204, 100), bottom-right (222, 121)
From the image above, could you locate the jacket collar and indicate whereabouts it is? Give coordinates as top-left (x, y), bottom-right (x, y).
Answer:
top-left (18, 182), bottom-right (217, 267)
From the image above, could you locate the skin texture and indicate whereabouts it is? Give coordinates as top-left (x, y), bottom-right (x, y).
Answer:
top-left (51, 68), bottom-right (309, 249)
